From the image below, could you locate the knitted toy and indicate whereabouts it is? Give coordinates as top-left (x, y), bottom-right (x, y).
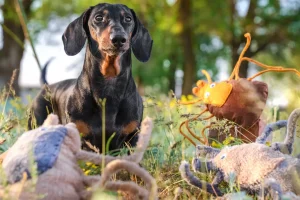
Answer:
top-left (0, 114), bottom-right (157, 200)
top-left (179, 33), bottom-right (300, 145)
top-left (256, 108), bottom-right (300, 155)
top-left (180, 108), bottom-right (300, 199)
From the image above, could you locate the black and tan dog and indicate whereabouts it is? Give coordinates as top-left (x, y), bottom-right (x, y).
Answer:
top-left (28, 3), bottom-right (153, 152)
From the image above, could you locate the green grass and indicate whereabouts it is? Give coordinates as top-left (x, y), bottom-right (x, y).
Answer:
top-left (0, 85), bottom-right (299, 199)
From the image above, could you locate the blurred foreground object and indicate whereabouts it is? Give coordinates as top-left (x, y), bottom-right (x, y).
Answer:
top-left (180, 108), bottom-right (300, 199)
top-left (0, 114), bottom-right (157, 200)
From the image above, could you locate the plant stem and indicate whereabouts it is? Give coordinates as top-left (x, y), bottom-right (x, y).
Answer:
top-left (101, 98), bottom-right (107, 171)
top-left (14, 0), bottom-right (42, 72)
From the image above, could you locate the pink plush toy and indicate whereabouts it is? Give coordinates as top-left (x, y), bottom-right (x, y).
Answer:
top-left (0, 114), bottom-right (157, 200)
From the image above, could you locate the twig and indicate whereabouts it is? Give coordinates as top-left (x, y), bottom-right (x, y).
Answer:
top-left (100, 98), bottom-right (107, 171)
top-left (0, 23), bottom-right (24, 48)
top-left (14, 0), bottom-right (42, 72)
top-left (84, 140), bottom-right (100, 154)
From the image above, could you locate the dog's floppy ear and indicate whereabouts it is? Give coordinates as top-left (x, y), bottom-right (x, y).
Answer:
top-left (130, 9), bottom-right (153, 62)
top-left (62, 7), bottom-right (93, 56)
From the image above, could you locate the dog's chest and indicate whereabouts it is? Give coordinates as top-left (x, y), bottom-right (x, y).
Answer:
top-left (94, 78), bottom-right (127, 99)
top-left (66, 95), bottom-right (120, 135)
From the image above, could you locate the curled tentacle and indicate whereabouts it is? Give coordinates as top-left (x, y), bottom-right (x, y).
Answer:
top-left (100, 160), bottom-right (157, 199)
top-left (179, 161), bottom-right (223, 197)
top-left (281, 108), bottom-right (300, 154)
top-left (260, 178), bottom-right (283, 200)
top-left (211, 171), bottom-right (224, 186)
top-left (104, 181), bottom-right (149, 200)
top-left (179, 109), bottom-right (209, 146)
top-left (83, 175), bottom-right (101, 187)
top-left (195, 145), bottom-right (220, 159)
top-left (228, 33), bottom-right (251, 80)
top-left (256, 120), bottom-right (287, 144)
top-left (76, 150), bottom-right (116, 165)
top-left (265, 108), bottom-right (300, 155)
top-left (179, 120), bottom-right (197, 146)
top-left (192, 158), bottom-right (215, 173)
top-left (120, 116), bottom-right (153, 163)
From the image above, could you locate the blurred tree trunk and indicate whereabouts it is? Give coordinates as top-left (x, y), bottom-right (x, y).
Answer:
top-left (167, 53), bottom-right (177, 92)
top-left (177, 0), bottom-right (196, 95)
top-left (229, 0), bottom-right (274, 78)
top-left (229, 0), bottom-right (250, 78)
top-left (0, 0), bottom-right (33, 95)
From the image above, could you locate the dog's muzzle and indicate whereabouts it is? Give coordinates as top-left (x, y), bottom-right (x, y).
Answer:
top-left (110, 33), bottom-right (127, 48)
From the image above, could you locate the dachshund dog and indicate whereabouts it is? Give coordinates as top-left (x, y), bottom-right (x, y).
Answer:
top-left (28, 3), bottom-right (153, 152)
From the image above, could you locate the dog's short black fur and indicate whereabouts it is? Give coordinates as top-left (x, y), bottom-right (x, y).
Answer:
top-left (28, 3), bottom-right (153, 152)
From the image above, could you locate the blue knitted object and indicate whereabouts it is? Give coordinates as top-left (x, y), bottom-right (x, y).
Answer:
top-left (256, 120), bottom-right (287, 144)
top-left (33, 127), bottom-right (67, 175)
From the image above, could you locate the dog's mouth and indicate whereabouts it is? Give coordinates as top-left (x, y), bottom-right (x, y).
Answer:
top-left (105, 76), bottom-right (117, 80)
top-left (102, 45), bottom-right (129, 56)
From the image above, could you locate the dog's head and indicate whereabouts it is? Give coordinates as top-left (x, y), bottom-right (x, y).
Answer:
top-left (62, 3), bottom-right (153, 62)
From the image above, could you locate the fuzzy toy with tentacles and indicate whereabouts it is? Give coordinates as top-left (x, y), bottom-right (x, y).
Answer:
top-left (0, 114), bottom-right (157, 200)
top-left (179, 33), bottom-right (300, 145)
top-left (179, 108), bottom-right (300, 199)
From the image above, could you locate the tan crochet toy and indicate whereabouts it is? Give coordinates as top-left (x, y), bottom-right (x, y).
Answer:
top-left (0, 114), bottom-right (157, 200)
top-left (180, 108), bottom-right (300, 199)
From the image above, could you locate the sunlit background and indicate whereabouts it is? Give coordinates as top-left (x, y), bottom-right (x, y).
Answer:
top-left (0, 0), bottom-right (300, 111)
top-left (1, 1), bottom-right (300, 197)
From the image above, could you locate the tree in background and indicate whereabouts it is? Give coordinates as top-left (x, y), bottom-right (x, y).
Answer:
top-left (0, 0), bottom-right (33, 95)
top-left (226, 0), bottom-right (300, 78)
top-left (1, 0), bottom-right (300, 97)
top-left (177, 0), bottom-right (196, 95)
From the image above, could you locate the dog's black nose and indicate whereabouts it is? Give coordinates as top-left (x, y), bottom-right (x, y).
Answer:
top-left (111, 35), bottom-right (127, 48)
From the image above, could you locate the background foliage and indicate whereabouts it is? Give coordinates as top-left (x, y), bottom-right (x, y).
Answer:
top-left (1, 0), bottom-right (300, 199)
top-left (0, 0), bottom-right (300, 104)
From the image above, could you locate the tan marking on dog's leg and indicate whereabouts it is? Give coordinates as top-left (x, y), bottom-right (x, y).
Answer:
top-left (75, 121), bottom-right (90, 136)
top-left (122, 121), bottom-right (139, 134)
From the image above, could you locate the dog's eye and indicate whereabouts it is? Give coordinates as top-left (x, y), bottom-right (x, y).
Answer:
top-left (125, 16), bottom-right (132, 23)
top-left (95, 15), bottom-right (104, 22)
